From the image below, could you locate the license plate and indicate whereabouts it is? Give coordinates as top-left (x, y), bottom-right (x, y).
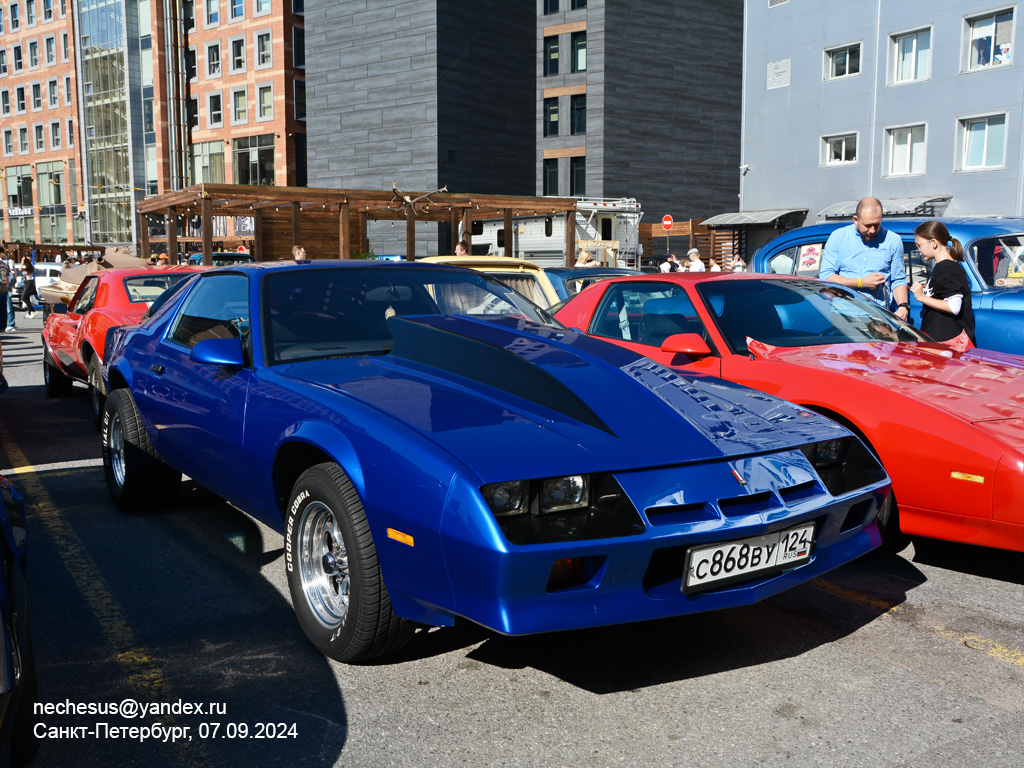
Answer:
top-left (683, 523), bottom-right (815, 593)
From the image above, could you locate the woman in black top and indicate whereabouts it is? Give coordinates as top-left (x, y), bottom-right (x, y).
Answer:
top-left (909, 220), bottom-right (975, 351)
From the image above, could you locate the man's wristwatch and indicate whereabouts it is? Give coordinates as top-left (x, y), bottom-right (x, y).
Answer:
top-left (897, 302), bottom-right (911, 311)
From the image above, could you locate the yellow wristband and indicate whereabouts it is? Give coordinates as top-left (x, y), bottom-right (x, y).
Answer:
top-left (857, 277), bottom-right (862, 288)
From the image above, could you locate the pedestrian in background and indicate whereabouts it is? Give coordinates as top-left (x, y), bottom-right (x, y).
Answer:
top-left (660, 253), bottom-right (680, 272)
top-left (20, 257), bottom-right (38, 319)
top-left (0, 248), bottom-right (12, 332)
top-left (292, 245), bottom-right (307, 261)
top-left (910, 220), bottom-right (976, 352)
top-left (687, 248), bottom-right (705, 272)
top-left (455, 240), bottom-right (470, 256)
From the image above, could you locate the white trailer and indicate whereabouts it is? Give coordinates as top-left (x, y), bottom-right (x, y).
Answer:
top-left (469, 197), bottom-right (644, 269)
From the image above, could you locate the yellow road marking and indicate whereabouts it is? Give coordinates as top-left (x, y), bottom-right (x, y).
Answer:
top-left (811, 578), bottom-right (1024, 671)
top-left (0, 425), bottom-right (209, 765)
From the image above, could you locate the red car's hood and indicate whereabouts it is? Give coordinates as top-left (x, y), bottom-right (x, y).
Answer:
top-left (751, 341), bottom-right (1024, 423)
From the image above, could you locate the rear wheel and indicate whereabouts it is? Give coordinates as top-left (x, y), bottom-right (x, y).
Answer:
top-left (42, 353), bottom-right (73, 397)
top-left (285, 463), bottom-right (413, 662)
top-left (101, 389), bottom-right (180, 511)
top-left (87, 357), bottom-right (106, 429)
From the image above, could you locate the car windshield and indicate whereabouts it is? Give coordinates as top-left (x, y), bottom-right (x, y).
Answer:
top-left (123, 273), bottom-right (196, 303)
top-left (697, 279), bottom-right (929, 354)
top-left (483, 272), bottom-right (548, 306)
top-left (968, 235), bottom-right (1024, 288)
top-left (264, 266), bottom-right (561, 364)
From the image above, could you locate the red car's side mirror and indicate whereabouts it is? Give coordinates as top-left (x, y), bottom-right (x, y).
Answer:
top-left (661, 333), bottom-right (711, 358)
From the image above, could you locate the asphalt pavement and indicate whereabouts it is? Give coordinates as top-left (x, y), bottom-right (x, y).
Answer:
top-left (1, 309), bottom-right (1023, 768)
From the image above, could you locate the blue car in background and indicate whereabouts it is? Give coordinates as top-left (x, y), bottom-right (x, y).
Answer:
top-left (0, 475), bottom-right (37, 767)
top-left (751, 218), bottom-right (1024, 354)
top-left (102, 261), bottom-right (889, 662)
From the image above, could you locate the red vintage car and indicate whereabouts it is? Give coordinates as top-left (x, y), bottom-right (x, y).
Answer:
top-left (42, 266), bottom-right (203, 425)
top-left (554, 273), bottom-right (1024, 553)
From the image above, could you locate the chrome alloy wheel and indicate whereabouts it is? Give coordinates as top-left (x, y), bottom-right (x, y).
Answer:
top-left (298, 501), bottom-right (350, 630)
top-left (107, 410), bottom-right (126, 489)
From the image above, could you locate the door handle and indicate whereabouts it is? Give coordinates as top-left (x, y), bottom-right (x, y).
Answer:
top-left (151, 364), bottom-right (165, 375)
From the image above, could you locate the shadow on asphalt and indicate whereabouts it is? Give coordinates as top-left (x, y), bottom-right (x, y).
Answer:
top-left (910, 537), bottom-right (1024, 586)
top-left (25, 471), bottom-right (348, 768)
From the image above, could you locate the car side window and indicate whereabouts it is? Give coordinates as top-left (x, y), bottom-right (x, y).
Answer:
top-left (903, 240), bottom-right (932, 285)
top-left (168, 274), bottom-right (250, 353)
top-left (591, 282), bottom-right (702, 346)
top-left (71, 276), bottom-right (99, 314)
top-left (767, 247), bottom-right (797, 275)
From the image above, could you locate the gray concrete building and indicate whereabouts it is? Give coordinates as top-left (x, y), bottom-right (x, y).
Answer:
top-left (739, 0), bottom-right (1024, 251)
top-left (305, 0), bottom-right (744, 256)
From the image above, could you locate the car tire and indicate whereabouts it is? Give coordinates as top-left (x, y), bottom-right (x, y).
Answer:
top-left (286, 463), bottom-right (413, 663)
top-left (42, 352), bottom-right (73, 397)
top-left (87, 357), bottom-right (106, 429)
top-left (876, 491), bottom-right (910, 553)
top-left (9, 620), bottom-right (40, 768)
top-left (102, 389), bottom-right (180, 511)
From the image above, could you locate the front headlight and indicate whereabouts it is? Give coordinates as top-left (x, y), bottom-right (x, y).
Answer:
top-left (480, 473), bottom-right (644, 545)
top-left (541, 475), bottom-right (589, 513)
top-left (801, 436), bottom-right (887, 496)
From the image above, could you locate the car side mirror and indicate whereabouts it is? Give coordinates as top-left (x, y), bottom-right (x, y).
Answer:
top-left (51, 303), bottom-right (68, 315)
top-left (661, 333), bottom-right (711, 358)
top-left (190, 338), bottom-right (245, 368)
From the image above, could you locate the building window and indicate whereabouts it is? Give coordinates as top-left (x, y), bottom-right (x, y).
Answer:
top-left (66, 116), bottom-right (71, 145)
top-left (892, 28), bottom-right (930, 84)
top-left (292, 0), bottom-right (303, 13)
top-left (960, 114), bottom-right (1006, 170)
top-left (826, 43), bottom-right (860, 79)
top-left (15, 84), bottom-right (23, 111)
top-left (887, 124), bottom-right (925, 176)
top-left (569, 156), bottom-right (585, 195)
top-left (254, 0), bottom-right (270, 16)
top-left (231, 86), bottom-right (247, 123)
top-left (18, 126), bottom-right (28, 153)
top-left (186, 96), bottom-right (198, 128)
top-left (570, 94), bottom-right (585, 134)
top-left (205, 0), bottom-right (218, 25)
top-left (13, 44), bottom-right (21, 71)
top-left (823, 133), bottom-right (857, 165)
top-left (229, 0), bottom-right (243, 20)
top-left (230, 36), bottom-right (245, 72)
top-left (25, 0), bottom-right (33, 24)
top-left (62, 32), bottom-right (68, 61)
top-left (183, 0), bottom-right (195, 31)
top-left (9, 2), bottom-right (18, 30)
top-left (2, 129), bottom-right (11, 155)
top-left (0, 49), bottom-right (7, 75)
top-left (571, 0), bottom-right (586, 8)
top-left (206, 42), bottom-right (221, 76)
top-left (293, 26), bottom-right (304, 68)
top-left (543, 158), bottom-right (558, 196)
top-left (185, 46), bottom-right (197, 79)
top-left (966, 9), bottom-right (1013, 71)
top-left (29, 40), bottom-right (39, 68)
top-left (31, 82), bottom-right (40, 109)
top-left (256, 30), bottom-right (271, 67)
top-left (543, 0), bottom-right (557, 13)
top-left (0, 7), bottom-right (4, 32)
top-left (190, 141), bottom-right (226, 183)
top-left (0, 89), bottom-right (8, 115)
top-left (233, 133), bottom-right (274, 185)
top-left (543, 97), bottom-right (558, 137)
top-left (46, 77), bottom-right (56, 106)
top-left (257, 82), bottom-right (272, 119)
top-left (42, 0), bottom-right (50, 20)
top-left (543, 36), bottom-right (558, 76)
top-left (294, 79), bottom-right (305, 120)
top-left (44, 35), bottom-right (54, 65)
top-left (64, 73), bottom-right (70, 103)
top-left (571, 32), bottom-right (586, 72)
top-left (49, 119), bottom-right (59, 148)
top-left (208, 91), bottom-right (222, 127)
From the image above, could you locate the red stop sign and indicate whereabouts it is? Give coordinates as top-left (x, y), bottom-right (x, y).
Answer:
top-left (662, 215), bottom-right (674, 231)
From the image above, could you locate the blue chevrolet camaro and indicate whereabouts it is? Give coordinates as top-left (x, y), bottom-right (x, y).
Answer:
top-left (101, 261), bottom-right (889, 662)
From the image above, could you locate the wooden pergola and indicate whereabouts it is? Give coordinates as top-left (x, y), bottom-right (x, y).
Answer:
top-left (137, 183), bottom-right (580, 265)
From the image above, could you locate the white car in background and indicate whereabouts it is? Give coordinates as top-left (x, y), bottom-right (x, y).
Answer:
top-left (13, 262), bottom-right (62, 310)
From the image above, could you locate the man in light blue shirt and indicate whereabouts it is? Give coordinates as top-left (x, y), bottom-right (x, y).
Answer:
top-left (819, 197), bottom-right (910, 321)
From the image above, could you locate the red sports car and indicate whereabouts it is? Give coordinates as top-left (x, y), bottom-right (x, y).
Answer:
top-left (42, 266), bottom-right (203, 425)
top-left (554, 273), bottom-right (1024, 553)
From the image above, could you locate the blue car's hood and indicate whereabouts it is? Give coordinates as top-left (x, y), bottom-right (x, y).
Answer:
top-left (277, 315), bottom-right (847, 478)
